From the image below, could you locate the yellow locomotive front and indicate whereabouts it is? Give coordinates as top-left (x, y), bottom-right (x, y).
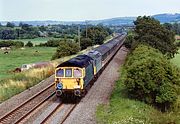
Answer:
top-left (55, 67), bottom-right (84, 97)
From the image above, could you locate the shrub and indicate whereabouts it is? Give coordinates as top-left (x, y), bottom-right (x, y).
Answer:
top-left (123, 34), bottom-right (135, 49)
top-left (25, 41), bottom-right (33, 47)
top-left (80, 37), bottom-right (93, 50)
top-left (52, 41), bottom-right (80, 60)
top-left (124, 44), bottom-right (180, 111)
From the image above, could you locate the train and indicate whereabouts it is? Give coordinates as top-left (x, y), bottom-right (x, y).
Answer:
top-left (54, 33), bottom-right (126, 98)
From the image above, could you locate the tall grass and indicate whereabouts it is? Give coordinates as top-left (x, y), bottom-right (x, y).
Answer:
top-left (0, 67), bottom-right (54, 103)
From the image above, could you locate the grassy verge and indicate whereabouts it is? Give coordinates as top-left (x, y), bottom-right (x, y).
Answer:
top-left (96, 68), bottom-right (180, 124)
top-left (0, 67), bottom-right (54, 103)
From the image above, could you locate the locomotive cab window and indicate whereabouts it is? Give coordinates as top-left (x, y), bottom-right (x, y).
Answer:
top-left (74, 68), bottom-right (82, 77)
top-left (56, 69), bottom-right (64, 77)
top-left (65, 68), bottom-right (72, 77)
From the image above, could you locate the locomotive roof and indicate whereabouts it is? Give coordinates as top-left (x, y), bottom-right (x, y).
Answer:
top-left (94, 45), bottom-right (110, 56)
top-left (86, 50), bottom-right (101, 59)
top-left (57, 54), bottom-right (93, 68)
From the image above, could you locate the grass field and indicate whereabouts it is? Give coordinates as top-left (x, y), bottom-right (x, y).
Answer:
top-left (0, 37), bottom-right (63, 45)
top-left (0, 47), bottom-right (56, 80)
top-left (96, 69), bottom-right (180, 124)
top-left (172, 49), bottom-right (180, 67)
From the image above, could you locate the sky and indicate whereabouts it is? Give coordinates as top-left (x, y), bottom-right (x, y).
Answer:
top-left (0, 0), bottom-right (180, 21)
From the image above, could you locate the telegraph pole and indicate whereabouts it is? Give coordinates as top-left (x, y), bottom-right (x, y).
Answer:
top-left (78, 25), bottom-right (81, 50)
top-left (85, 21), bottom-right (88, 38)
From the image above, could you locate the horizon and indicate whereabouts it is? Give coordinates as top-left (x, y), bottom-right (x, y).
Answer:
top-left (0, 0), bottom-right (180, 21)
top-left (0, 13), bottom-right (179, 22)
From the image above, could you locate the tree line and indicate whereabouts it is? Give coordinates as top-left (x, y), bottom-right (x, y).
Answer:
top-left (123, 16), bottom-right (180, 112)
top-left (163, 22), bottom-right (180, 35)
top-left (51, 26), bottom-right (112, 59)
top-left (0, 22), bottom-right (115, 41)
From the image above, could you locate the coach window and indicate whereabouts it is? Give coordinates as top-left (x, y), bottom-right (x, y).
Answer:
top-left (56, 69), bottom-right (64, 77)
top-left (74, 68), bottom-right (82, 77)
top-left (65, 68), bottom-right (72, 77)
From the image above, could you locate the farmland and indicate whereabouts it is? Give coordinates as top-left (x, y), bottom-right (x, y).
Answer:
top-left (0, 37), bottom-right (62, 45)
top-left (0, 47), bottom-right (56, 80)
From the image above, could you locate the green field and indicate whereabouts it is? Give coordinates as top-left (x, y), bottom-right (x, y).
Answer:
top-left (0, 47), bottom-right (56, 80)
top-left (172, 49), bottom-right (180, 67)
top-left (0, 37), bottom-right (62, 45)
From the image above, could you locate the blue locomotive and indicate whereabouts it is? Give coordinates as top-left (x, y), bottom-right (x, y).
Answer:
top-left (54, 33), bottom-right (126, 98)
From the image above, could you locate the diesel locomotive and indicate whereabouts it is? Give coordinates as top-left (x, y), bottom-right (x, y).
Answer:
top-left (54, 33), bottom-right (126, 98)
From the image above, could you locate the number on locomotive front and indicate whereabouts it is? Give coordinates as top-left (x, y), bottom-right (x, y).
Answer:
top-left (55, 67), bottom-right (84, 97)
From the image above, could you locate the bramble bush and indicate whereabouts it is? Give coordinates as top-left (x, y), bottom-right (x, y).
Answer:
top-left (123, 44), bottom-right (180, 111)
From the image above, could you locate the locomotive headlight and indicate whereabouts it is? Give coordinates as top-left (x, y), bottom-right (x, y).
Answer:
top-left (57, 82), bottom-right (63, 90)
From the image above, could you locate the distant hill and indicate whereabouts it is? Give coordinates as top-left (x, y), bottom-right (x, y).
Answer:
top-left (153, 13), bottom-right (180, 23)
top-left (0, 13), bottom-right (180, 26)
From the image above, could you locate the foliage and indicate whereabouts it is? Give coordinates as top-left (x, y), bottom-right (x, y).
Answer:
top-left (123, 34), bottom-right (135, 49)
top-left (52, 41), bottom-right (80, 60)
top-left (25, 41), bottom-right (33, 47)
top-left (38, 39), bottom-right (62, 47)
top-left (81, 26), bottom-right (111, 45)
top-left (0, 29), bottom-right (17, 40)
top-left (171, 49), bottom-right (180, 68)
top-left (6, 22), bottom-right (15, 28)
top-left (163, 22), bottom-right (180, 35)
top-left (124, 45), bottom-right (180, 111)
top-left (0, 40), bottom-right (24, 47)
top-left (80, 37), bottom-right (92, 50)
top-left (134, 16), bottom-right (178, 58)
top-left (176, 42), bottom-right (180, 47)
top-left (96, 75), bottom-right (180, 124)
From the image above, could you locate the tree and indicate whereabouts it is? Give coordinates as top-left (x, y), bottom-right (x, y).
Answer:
top-left (124, 45), bottom-right (180, 111)
top-left (80, 37), bottom-right (93, 50)
top-left (1, 29), bottom-right (16, 39)
top-left (6, 22), bottom-right (15, 28)
top-left (25, 41), bottom-right (33, 47)
top-left (134, 16), bottom-right (178, 58)
top-left (52, 41), bottom-right (80, 60)
top-left (81, 26), bottom-right (111, 45)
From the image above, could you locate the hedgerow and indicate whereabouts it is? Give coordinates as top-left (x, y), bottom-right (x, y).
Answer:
top-left (123, 44), bottom-right (180, 111)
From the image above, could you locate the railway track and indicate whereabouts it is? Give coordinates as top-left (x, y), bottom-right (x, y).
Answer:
top-left (40, 39), bottom-right (124, 124)
top-left (0, 83), bottom-right (55, 124)
top-left (0, 38), bottom-right (125, 124)
top-left (39, 103), bottom-right (77, 124)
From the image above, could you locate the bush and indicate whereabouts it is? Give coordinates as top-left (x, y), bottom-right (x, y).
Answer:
top-left (52, 41), bottom-right (80, 60)
top-left (124, 44), bottom-right (180, 111)
top-left (0, 40), bottom-right (24, 48)
top-left (176, 42), bottom-right (180, 47)
top-left (123, 34), bottom-right (135, 49)
top-left (25, 41), bottom-right (33, 47)
top-left (80, 37), bottom-right (93, 50)
top-left (38, 39), bottom-right (62, 47)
